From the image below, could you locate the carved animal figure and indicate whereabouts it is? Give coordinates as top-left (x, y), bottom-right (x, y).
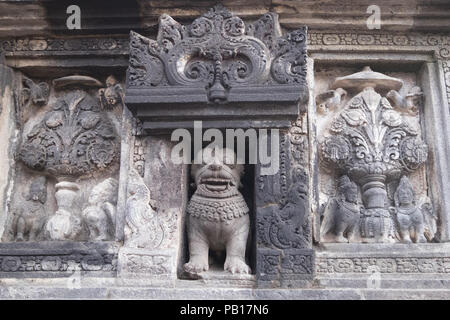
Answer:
top-left (99, 75), bottom-right (123, 110)
top-left (316, 87), bottom-right (347, 114)
top-left (320, 175), bottom-right (361, 243)
top-left (184, 147), bottom-right (250, 275)
top-left (14, 177), bottom-right (47, 241)
top-left (386, 86), bottom-right (422, 115)
top-left (82, 178), bottom-right (118, 241)
top-left (390, 176), bottom-right (435, 243)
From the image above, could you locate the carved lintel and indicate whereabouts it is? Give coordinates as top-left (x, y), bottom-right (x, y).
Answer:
top-left (125, 5), bottom-right (308, 132)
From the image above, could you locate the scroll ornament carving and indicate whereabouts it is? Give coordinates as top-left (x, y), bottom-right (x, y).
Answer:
top-left (320, 67), bottom-right (429, 243)
top-left (127, 5), bottom-right (307, 102)
top-left (124, 169), bottom-right (176, 249)
top-left (258, 120), bottom-right (310, 250)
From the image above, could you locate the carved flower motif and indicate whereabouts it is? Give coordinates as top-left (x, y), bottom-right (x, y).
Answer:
top-left (321, 136), bottom-right (351, 165)
top-left (19, 144), bottom-right (47, 170)
top-left (88, 141), bottom-right (116, 169)
top-left (330, 117), bottom-right (346, 133)
top-left (190, 17), bottom-right (212, 37)
top-left (400, 137), bottom-right (428, 170)
top-left (45, 111), bottom-right (64, 128)
top-left (79, 112), bottom-right (100, 130)
top-left (341, 109), bottom-right (367, 126)
top-left (224, 16), bottom-right (245, 36)
top-left (382, 110), bottom-right (402, 127)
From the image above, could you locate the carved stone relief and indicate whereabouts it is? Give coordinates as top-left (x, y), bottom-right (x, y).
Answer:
top-left (21, 76), bottom-right (49, 108)
top-left (184, 148), bottom-right (251, 276)
top-left (82, 178), bottom-right (118, 241)
top-left (12, 177), bottom-right (48, 241)
top-left (5, 74), bottom-right (123, 242)
top-left (318, 66), bottom-right (431, 243)
top-left (124, 168), bottom-right (176, 249)
top-left (125, 4), bottom-right (308, 132)
top-left (390, 176), bottom-right (436, 243)
top-left (256, 116), bottom-right (313, 285)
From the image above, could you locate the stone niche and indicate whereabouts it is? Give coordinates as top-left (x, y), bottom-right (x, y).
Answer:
top-left (121, 5), bottom-right (312, 288)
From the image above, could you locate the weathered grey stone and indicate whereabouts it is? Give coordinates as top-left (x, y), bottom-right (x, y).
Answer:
top-left (319, 67), bottom-right (429, 243)
top-left (125, 4), bottom-right (308, 133)
top-left (184, 148), bottom-right (251, 276)
top-left (0, 1), bottom-right (449, 300)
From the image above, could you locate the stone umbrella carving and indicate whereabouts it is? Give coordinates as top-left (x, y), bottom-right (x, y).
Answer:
top-left (320, 67), bottom-right (428, 242)
top-left (19, 75), bottom-right (120, 240)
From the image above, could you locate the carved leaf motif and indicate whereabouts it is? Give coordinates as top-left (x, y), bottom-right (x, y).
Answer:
top-left (341, 109), bottom-right (367, 126)
top-left (320, 86), bottom-right (428, 180)
top-left (382, 110), bottom-right (402, 127)
top-left (19, 91), bottom-right (119, 178)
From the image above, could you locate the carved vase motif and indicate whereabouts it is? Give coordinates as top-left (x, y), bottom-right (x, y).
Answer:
top-left (18, 76), bottom-right (120, 240)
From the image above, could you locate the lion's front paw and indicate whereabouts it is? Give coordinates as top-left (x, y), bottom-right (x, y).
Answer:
top-left (224, 256), bottom-right (251, 274)
top-left (184, 257), bottom-right (209, 274)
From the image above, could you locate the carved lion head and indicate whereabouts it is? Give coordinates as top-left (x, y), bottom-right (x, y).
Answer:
top-left (191, 147), bottom-right (244, 192)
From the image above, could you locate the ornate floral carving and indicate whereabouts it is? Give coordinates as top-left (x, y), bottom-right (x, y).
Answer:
top-left (320, 67), bottom-right (429, 243)
top-left (19, 84), bottom-right (119, 178)
top-left (127, 5), bottom-right (307, 102)
top-left (316, 256), bottom-right (450, 274)
top-left (257, 118), bottom-right (311, 261)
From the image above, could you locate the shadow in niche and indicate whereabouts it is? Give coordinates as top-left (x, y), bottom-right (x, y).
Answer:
top-left (178, 137), bottom-right (256, 279)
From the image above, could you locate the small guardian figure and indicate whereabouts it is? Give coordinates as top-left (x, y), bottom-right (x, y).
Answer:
top-left (320, 175), bottom-right (361, 243)
top-left (82, 178), bottom-right (118, 241)
top-left (390, 176), bottom-right (435, 243)
top-left (14, 177), bottom-right (48, 241)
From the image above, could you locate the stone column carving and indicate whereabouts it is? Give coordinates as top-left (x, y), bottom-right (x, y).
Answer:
top-left (319, 67), bottom-right (430, 243)
top-left (256, 116), bottom-right (313, 287)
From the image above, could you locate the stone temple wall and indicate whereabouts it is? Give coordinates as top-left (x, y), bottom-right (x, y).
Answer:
top-left (0, 0), bottom-right (449, 299)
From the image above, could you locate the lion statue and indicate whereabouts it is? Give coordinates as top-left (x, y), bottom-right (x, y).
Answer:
top-left (184, 147), bottom-right (251, 275)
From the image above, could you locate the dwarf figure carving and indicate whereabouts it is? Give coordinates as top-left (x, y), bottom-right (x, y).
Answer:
top-left (82, 178), bottom-right (118, 241)
top-left (14, 177), bottom-right (48, 241)
top-left (184, 147), bottom-right (250, 275)
top-left (390, 176), bottom-right (435, 243)
top-left (320, 175), bottom-right (361, 243)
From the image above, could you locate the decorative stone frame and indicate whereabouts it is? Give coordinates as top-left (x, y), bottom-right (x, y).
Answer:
top-left (308, 32), bottom-right (450, 243)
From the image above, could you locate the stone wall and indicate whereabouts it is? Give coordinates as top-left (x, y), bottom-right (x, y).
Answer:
top-left (0, 0), bottom-right (449, 299)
